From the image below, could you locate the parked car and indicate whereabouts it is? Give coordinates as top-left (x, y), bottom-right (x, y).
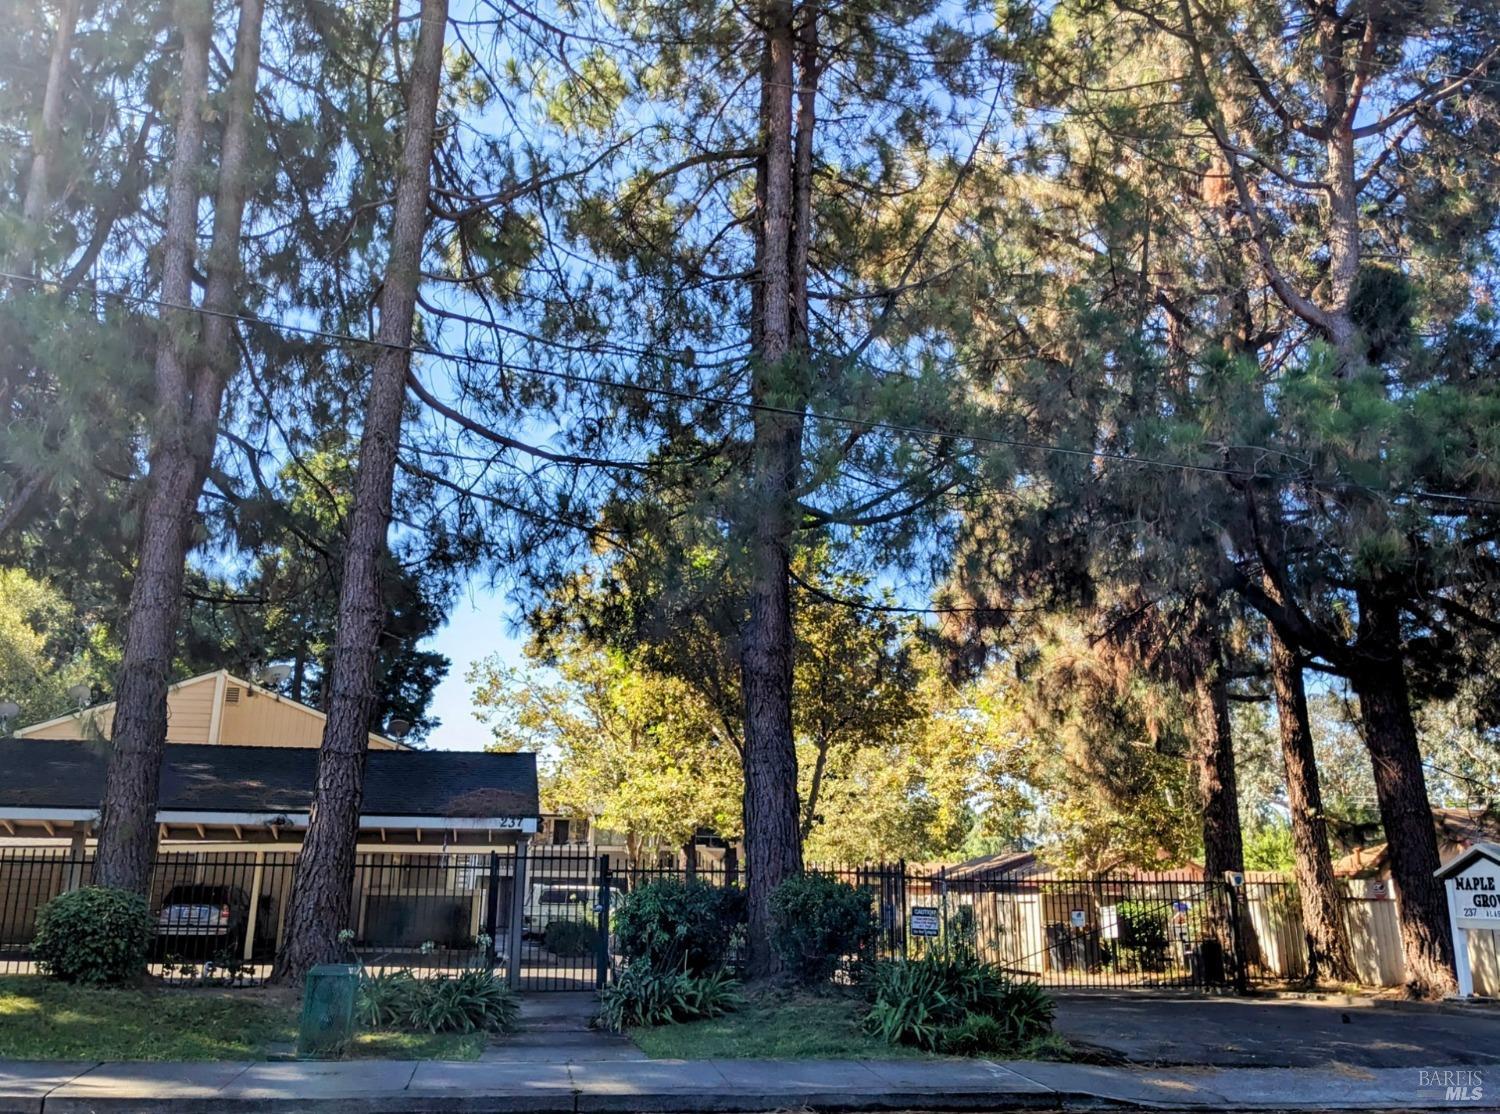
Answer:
top-left (152, 884), bottom-right (250, 959)
top-left (523, 883), bottom-right (618, 940)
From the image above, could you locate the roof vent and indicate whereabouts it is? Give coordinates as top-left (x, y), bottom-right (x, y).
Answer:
top-left (224, 686), bottom-right (241, 705)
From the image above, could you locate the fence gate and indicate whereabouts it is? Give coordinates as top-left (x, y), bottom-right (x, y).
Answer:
top-left (514, 845), bottom-right (607, 992)
top-left (951, 872), bottom-right (1247, 992)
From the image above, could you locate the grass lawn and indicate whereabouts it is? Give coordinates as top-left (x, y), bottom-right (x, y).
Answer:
top-left (630, 989), bottom-right (932, 1060)
top-left (0, 976), bottom-right (487, 1061)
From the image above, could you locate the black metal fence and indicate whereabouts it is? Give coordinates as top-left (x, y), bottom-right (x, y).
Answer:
top-left (1, 845), bottom-right (1290, 993)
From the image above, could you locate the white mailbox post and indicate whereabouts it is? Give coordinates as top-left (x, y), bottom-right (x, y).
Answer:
top-left (1434, 842), bottom-right (1500, 999)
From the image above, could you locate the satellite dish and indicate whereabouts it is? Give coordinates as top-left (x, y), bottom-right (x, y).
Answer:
top-left (66, 684), bottom-right (92, 710)
top-left (386, 718), bottom-right (411, 740)
top-left (0, 701), bottom-right (19, 733)
top-left (256, 664), bottom-right (293, 687)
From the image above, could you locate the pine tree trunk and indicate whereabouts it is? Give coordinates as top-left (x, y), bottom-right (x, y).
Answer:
top-left (1190, 642), bottom-right (1244, 880)
top-left (1350, 590), bottom-right (1456, 998)
top-left (11, 0), bottom-right (80, 272)
top-left (740, 0), bottom-right (806, 980)
top-left (93, 0), bottom-right (213, 893)
top-left (1267, 625), bottom-right (1356, 984)
top-left (93, 0), bottom-right (263, 894)
top-left (272, 0), bottom-right (447, 983)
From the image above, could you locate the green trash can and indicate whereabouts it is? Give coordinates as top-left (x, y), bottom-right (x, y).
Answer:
top-left (298, 963), bottom-right (360, 1058)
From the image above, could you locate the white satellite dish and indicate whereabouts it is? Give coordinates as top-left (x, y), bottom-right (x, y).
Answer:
top-left (256, 663), bottom-right (293, 687)
top-left (0, 701), bottom-right (20, 733)
top-left (66, 684), bottom-right (92, 710)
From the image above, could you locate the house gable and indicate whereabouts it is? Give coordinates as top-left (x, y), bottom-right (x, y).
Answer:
top-left (14, 670), bottom-right (400, 750)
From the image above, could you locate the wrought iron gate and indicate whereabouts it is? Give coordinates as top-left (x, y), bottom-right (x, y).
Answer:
top-left (944, 870), bottom-right (1247, 991)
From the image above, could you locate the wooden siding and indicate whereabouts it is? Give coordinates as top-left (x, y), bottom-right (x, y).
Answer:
top-left (218, 688), bottom-right (398, 750)
top-left (15, 671), bottom-right (397, 750)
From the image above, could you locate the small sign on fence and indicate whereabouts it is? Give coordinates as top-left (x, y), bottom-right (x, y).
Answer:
top-left (1069, 909), bottom-right (1086, 929)
top-left (909, 906), bottom-right (940, 937)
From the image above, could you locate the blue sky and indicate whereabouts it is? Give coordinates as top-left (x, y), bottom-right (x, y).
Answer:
top-left (420, 579), bottom-right (527, 751)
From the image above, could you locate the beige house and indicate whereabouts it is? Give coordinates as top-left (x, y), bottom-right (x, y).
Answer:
top-left (14, 669), bottom-right (403, 750)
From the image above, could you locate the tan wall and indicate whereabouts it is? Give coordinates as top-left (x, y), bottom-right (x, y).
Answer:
top-left (18, 673), bottom-right (396, 750)
top-left (213, 682), bottom-right (397, 748)
top-left (18, 712), bottom-right (112, 739)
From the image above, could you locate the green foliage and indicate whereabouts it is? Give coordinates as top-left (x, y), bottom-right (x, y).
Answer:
top-left (32, 887), bottom-right (151, 986)
top-left (356, 970), bottom-right (518, 1035)
top-left (1243, 822), bottom-right (1296, 871)
top-left (596, 964), bottom-right (742, 1032)
top-left (1113, 900), bottom-right (1170, 972)
top-left (864, 954), bottom-right (1055, 1054)
top-left (612, 879), bottom-right (744, 975)
top-left (544, 919), bottom-right (597, 958)
top-left (768, 874), bottom-right (880, 986)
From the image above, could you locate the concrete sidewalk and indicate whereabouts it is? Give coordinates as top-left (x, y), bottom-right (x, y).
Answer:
top-left (1, 1055), bottom-right (1494, 1113)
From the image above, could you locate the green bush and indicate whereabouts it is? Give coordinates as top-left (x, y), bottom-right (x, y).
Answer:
top-left (612, 879), bottom-right (743, 975)
top-left (1115, 900), bottom-right (1170, 971)
top-left (768, 874), bottom-right (879, 985)
top-left (33, 887), bottom-right (152, 986)
top-left (864, 954), bottom-right (1054, 1054)
top-left (356, 969), bottom-right (519, 1034)
top-left (596, 964), bottom-right (742, 1032)
top-left (937, 1011), bottom-right (1008, 1055)
top-left (545, 918), bottom-right (596, 957)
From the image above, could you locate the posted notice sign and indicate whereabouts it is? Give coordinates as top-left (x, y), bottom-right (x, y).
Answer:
top-left (910, 906), bottom-right (940, 937)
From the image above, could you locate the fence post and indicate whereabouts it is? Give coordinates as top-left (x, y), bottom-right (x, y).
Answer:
top-left (940, 865), bottom-right (950, 959)
top-left (484, 851), bottom-right (501, 969)
top-left (1226, 882), bottom-right (1249, 994)
top-left (595, 854), bottom-right (612, 989)
top-left (506, 836), bottom-right (530, 990)
top-left (897, 859), bottom-right (907, 959)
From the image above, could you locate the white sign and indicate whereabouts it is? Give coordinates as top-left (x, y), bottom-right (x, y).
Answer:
top-left (1451, 860), bottom-right (1500, 931)
top-left (1436, 843), bottom-right (1500, 999)
top-left (1100, 905), bottom-right (1119, 940)
top-left (1069, 909), bottom-right (1086, 929)
top-left (910, 906), bottom-right (940, 937)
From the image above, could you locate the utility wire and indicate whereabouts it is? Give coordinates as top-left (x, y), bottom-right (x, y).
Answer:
top-left (7, 269), bottom-right (1500, 511)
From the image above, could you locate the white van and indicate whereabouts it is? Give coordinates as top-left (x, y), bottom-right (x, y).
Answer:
top-left (523, 882), bottom-right (619, 939)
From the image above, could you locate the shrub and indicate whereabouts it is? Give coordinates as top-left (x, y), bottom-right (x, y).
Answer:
top-left (768, 874), bottom-right (879, 985)
top-left (864, 954), bottom-right (1054, 1054)
top-left (545, 919), bottom-right (596, 957)
top-left (357, 970), bottom-right (420, 1028)
top-left (612, 879), bottom-right (743, 975)
top-left (357, 969), bottom-right (518, 1034)
top-left (33, 887), bottom-right (152, 986)
top-left (1115, 900), bottom-right (1170, 971)
top-left (937, 1011), bottom-right (1008, 1055)
top-left (596, 964), bottom-right (742, 1032)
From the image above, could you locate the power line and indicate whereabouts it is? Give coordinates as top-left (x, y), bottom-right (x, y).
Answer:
top-left (7, 268), bottom-right (1500, 512)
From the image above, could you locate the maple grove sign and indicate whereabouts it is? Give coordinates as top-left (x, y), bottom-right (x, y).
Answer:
top-left (1435, 842), bottom-right (1500, 998)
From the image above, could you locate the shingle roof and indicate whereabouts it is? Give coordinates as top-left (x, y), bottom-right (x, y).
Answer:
top-left (0, 738), bottom-right (538, 818)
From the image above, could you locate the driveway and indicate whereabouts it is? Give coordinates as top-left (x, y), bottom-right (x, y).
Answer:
top-left (1054, 995), bottom-right (1500, 1068)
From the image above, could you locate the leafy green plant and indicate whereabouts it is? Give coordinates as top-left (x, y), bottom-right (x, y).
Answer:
top-left (596, 964), bottom-right (743, 1032)
top-left (937, 1011), bottom-right (1007, 1055)
top-left (612, 879), bottom-right (744, 975)
top-left (768, 874), bottom-right (879, 985)
top-left (545, 918), bottom-right (596, 957)
top-left (357, 969), bottom-right (518, 1034)
top-left (32, 887), bottom-right (152, 986)
top-left (863, 954), bottom-right (1054, 1054)
top-left (1114, 900), bottom-right (1170, 972)
top-left (357, 970), bottom-right (420, 1028)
